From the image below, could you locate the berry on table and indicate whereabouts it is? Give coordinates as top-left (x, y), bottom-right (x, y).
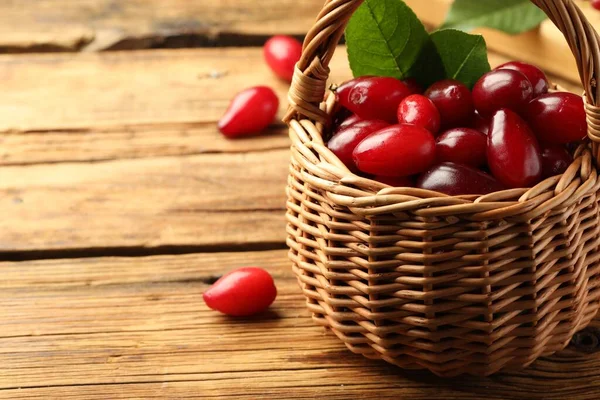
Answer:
top-left (436, 128), bottom-right (487, 168)
top-left (416, 162), bottom-right (504, 195)
top-left (593, 0), bottom-right (600, 11)
top-left (328, 120), bottom-right (390, 172)
top-left (397, 94), bottom-right (441, 134)
top-left (337, 77), bottom-right (412, 123)
top-left (487, 109), bottom-right (542, 188)
top-left (218, 86), bottom-right (279, 138)
top-left (524, 92), bottom-right (587, 144)
top-left (203, 267), bottom-right (277, 317)
top-left (263, 35), bottom-right (303, 82)
top-left (353, 124), bottom-right (436, 177)
top-left (425, 79), bottom-right (474, 129)
top-left (496, 61), bottom-right (549, 97)
top-left (473, 69), bottom-right (534, 118)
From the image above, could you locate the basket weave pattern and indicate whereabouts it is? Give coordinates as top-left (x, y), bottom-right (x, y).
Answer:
top-left (285, 0), bottom-right (600, 376)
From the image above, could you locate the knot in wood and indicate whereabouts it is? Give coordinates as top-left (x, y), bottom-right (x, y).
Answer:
top-left (571, 327), bottom-right (600, 353)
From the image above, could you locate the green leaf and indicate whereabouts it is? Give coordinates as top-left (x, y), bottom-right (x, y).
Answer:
top-left (345, 0), bottom-right (491, 89)
top-left (428, 29), bottom-right (491, 88)
top-left (345, 0), bottom-right (430, 79)
top-left (442, 0), bottom-right (547, 35)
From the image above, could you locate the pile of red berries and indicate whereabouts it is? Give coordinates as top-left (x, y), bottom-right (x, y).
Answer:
top-left (328, 62), bottom-right (586, 195)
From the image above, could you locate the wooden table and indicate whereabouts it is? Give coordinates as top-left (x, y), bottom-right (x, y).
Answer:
top-left (1, 1), bottom-right (599, 399)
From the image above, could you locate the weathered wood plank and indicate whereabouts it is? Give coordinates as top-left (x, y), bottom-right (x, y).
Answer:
top-left (0, 47), bottom-right (350, 165)
top-left (0, 123), bottom-right (290, 166)
top-left (0, 0), bottom-right (324, 52)
top-left (0, 380), bottom-right (501, 400)
top-left (0, 48), bottom-right (579, 166)
top-left (0, 150), bottom-right (288, 253)
top-left (0, 48), bottom-right (294, 131)
top-left (0, 0), bottom-right (596, 65)
top-left (0, 250), bottom-right (599, 399)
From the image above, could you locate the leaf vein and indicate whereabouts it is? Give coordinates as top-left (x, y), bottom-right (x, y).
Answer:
top-left (451, 36), bottom-right (481, 79)
top-left (364, 0), bottom-right (406, 76)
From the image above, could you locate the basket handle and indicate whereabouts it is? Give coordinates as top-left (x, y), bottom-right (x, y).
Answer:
top-left (285, 0), bottom-right (600, 159)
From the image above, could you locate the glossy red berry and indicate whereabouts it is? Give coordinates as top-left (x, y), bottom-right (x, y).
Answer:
top-left (353, 124), bottom-right (436, 176)
top-left (417, 162), bottom-right (504, 195)
top-left (496, 61), bottom-right (549, 97)
top-left (336, 76), bottom-right (370, 104)
top-left (203, 267), bottom-right (277, 317)
top-left (263, 35), bottom-right (303, 82)
top-left (403, 78), bottom-right (423, 94)
top-left (425, 79), bottom-right (474, 129)
top-left (524, 92), bottom-right (586, 144)
top-left (338, 77), bottom-right (412, 123)
top-left (541, 145), bottom-right (573, 178)
top-left (471, 112), bottom-right (490, 135)
top-left (328, 120), bottom-right (390, 172)
top-left (473, 69), bottom-right (534, 118)
top-left (436, 128), bottom-right (487, 168)
top-left (335, 114), bottom-right (363, 133)
top-left (397, 94), bottom-right (441, 134)
top-left (593, 0), bottom-right (600, 11)
top-left (488, 109), bottom-right (542, 188)
top-left (218, 87), bottom-right (279, 138)
top-left (375, 175), bottom-right (414, 187)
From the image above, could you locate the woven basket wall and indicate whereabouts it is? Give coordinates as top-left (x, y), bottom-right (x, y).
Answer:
top-left (284, 0), bottom-right (600, 376)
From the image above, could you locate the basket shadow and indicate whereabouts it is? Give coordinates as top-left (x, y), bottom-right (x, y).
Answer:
top-left (397, 367), bottom-right (504, 395)
top-left (219, 309), bottom-right (283, 323)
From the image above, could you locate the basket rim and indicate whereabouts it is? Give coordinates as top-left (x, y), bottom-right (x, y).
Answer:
top-left (288, 85), bottom-right (600, 220)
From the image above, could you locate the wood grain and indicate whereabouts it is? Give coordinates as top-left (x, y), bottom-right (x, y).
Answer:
top-left (0, 48), bottom-right (580, 166)
top-left (0, 149), bottom-right (289, 253)
top-left (0, 48), bottom-right (294, 131)
top-left (0, 2), bottom-right (597, 399)
top-left (0, 0), bottom-right (324, 52)
top-left (0, 0), bottom-right (594, 67)
top-left (0, 122), bottom-right (291, 166)
top-left (0, 250), bottom-right (599, 399)
top-left (0, 47), bottom-right (351, 165)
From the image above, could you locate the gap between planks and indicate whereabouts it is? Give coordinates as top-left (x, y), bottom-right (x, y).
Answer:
top-left (0, 0), bottom-right (326, 52)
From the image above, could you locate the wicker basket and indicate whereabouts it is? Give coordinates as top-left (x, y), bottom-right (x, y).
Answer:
top-left (284, 0), bottom-right (600, 377)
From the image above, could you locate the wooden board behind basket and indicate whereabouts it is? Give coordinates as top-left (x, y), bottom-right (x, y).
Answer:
top-left (406, 0), bottom-right (600, 85)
